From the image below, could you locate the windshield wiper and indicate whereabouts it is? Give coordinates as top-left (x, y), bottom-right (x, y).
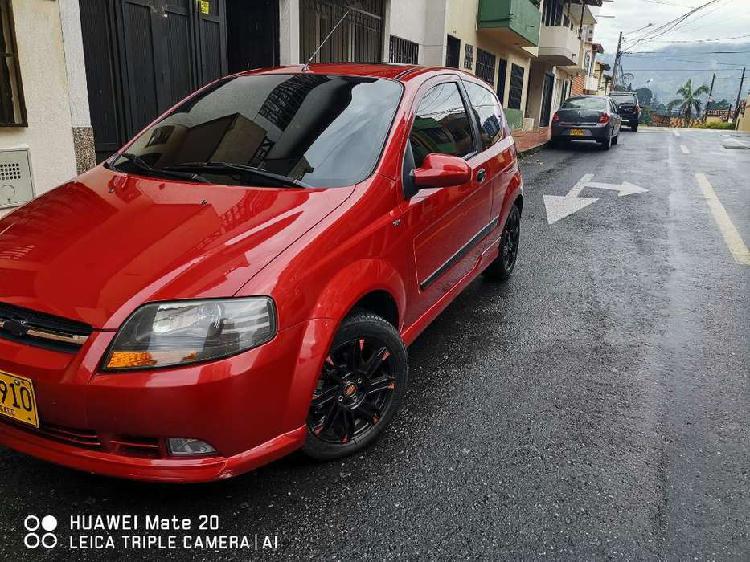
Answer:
top-left (110, 153), bottom-right (209, 183)
top-left (164, 161), bottom-right (311, 189)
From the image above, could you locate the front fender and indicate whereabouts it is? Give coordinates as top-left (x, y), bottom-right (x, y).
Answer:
top-left (309, 258), bottom-right (407, 328)
top-left (280, 259), bottom-right (407, 431)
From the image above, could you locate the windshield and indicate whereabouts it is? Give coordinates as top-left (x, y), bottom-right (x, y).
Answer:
top-left (610, 93), bottom-right (638, 104)
top-left (561, 97), bottom-right (607, 111)
top-left (110, 74), bottom-right (403, 188)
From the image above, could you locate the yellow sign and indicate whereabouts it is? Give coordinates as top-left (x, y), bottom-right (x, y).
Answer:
top-left (199, 0), bottom-right (210, 15)
top-left (0, 371), bottom-right (39, 428)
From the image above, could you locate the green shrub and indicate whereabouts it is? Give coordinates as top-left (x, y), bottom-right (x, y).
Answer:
top-left (697, 121), bottom-right (736, 130)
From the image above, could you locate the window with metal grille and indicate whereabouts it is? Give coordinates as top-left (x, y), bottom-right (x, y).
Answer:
top-left (475, 49), bottom-right (496, 87)
top-left (389, 36), bottom-right (419, 64)
top-left (445, 35), bottom-right (460, 68)
top-left (508, 64), bottom-right (525, 110)
top-left (300, 0), bottom-right (384, 64)
top-left (464, 43), bottom-right (474, 70)
top-left (0, 0), bottom-right (26, 127)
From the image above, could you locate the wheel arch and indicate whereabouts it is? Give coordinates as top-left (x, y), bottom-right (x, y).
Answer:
top-left (309, 258), bottom-right (407, 332)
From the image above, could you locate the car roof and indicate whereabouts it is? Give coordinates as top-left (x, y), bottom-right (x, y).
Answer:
top-left (247, 63), bottom-right (467, 83)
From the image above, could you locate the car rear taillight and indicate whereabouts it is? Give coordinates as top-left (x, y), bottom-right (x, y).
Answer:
top-left (598, 112), bottom-right (610, 124)
top-left (552, 112), bottom-right (560, 123)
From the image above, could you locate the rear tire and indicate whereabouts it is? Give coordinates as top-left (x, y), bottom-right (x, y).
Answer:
top-left (484, 204), bottom-right (521, 282)
top-left (302, 312), bottom-right (408, 461)
top-left (600, 132), bottom-right (612, 150)
top-left (612, 134), bottom-right (619, 146)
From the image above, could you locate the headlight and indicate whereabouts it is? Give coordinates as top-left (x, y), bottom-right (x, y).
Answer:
top-left (103, 297), bottom-right (277, 371)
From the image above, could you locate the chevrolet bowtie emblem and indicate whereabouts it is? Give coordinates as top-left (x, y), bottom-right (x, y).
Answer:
top-left (0, 318), bottom-right (29, 338)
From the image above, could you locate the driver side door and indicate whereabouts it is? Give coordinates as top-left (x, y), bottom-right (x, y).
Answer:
top-left (401, 79), bottom-right (493, 324)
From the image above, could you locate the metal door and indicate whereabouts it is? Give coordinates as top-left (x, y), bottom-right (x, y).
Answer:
top-left (540, 72), bottom-right (555, 127)
top-left (80, 0), bottom-right (228, 160)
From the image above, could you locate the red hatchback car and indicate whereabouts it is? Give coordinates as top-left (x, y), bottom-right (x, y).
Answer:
top-left (0, 64), bottom-right (523, 482)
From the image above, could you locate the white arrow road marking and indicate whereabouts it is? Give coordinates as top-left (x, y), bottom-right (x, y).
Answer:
top-left (680, 144), bottom-right (690, 154)
top-left (543, 195), bottom-right (599, 224)
top-left (585, 181), bottom-right (649, 197)
top-left (544, 173), bottom-right (649, 224)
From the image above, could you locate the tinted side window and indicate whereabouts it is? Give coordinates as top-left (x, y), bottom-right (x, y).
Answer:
top-left (410, 82), bottom-right (475, 168)
top-left (464, 81), bottom-right (505, 150)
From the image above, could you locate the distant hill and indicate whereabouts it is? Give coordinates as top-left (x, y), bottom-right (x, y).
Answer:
top-left (601, 42), bottom-right (749, 107)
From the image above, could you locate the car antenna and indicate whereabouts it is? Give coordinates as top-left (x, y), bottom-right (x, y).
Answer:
top-left (301, 8), bottom-right (350, 72)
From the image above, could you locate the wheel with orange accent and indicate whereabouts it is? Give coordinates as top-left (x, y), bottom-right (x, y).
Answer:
top-left (303, 311), bottom-right (408, 460)
top-left (484, 202), bottom-right (521, 282)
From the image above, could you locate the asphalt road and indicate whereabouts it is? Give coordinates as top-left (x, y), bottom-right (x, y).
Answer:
top-left (1, 127), bottom-right (748, 560)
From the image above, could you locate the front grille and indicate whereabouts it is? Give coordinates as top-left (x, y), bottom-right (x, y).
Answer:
top-left (0, 302), bottom-right (92, 353)
top-left (39, 423), bottom-right (102, 449)
top-left (1, 417), bottom-right (167, 458)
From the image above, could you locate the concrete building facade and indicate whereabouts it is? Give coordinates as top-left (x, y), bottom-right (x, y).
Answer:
top-left (0, 0), bottom-right (605, 217)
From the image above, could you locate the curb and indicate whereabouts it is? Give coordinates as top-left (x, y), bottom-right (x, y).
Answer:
top-left (517, 142), bottom-right (549, 159)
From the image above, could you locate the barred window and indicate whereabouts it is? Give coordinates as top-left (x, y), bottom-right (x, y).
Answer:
top-left (464, 43), bottom-right (474, 70)
top-left (389, 36), bottom-right (419, 65)
top-left (0, 0), bottom-right (25, 126)
top-left (508, 63), bottom-right (525, 110)
top-left (475, 49), bottom-right (496, 87)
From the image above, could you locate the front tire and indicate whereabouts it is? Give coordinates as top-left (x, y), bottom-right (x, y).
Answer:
top-left (484, 203), bottom-right (521, 282)
top-left (303, 312), bottom-right (408, 460)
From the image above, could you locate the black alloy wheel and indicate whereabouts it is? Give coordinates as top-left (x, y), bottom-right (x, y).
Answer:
top-left (484, 203), bottom-right (521, 282)
top-left (303, 312), bottom-right (407, 460)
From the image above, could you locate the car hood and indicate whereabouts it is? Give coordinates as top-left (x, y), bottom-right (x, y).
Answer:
top-left (0, 167), bottom-right (354, 329)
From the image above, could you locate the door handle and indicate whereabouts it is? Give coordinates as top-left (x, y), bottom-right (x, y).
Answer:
top-left (476, 169), bottom-right (487, 183)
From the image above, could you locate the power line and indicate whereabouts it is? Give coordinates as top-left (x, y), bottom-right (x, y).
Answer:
top-left (648, 33), bottom-right (750, 43)
top-left (625, 50), bottom-right (750, 54)
top-left (623, 0), bottom-right (726, 51)
top-left (621, 67), bottom-right (745, 71)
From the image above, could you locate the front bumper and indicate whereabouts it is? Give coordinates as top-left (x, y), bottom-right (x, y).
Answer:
top-left (0, 318), bottom-right (334, 482)
top-left (0, 420), bottom-right (305, 482)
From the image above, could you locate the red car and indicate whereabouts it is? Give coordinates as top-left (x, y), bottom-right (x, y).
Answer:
top-left (0, 64), bottom-right (523, 482)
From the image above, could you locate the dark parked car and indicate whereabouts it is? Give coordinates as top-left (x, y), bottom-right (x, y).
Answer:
top-left (551, 96), bottom-right (622, 150)
top-left (609, 91), bottom-right (641, 131)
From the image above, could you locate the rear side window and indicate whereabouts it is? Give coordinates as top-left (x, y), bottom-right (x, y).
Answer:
top-left (562, 97), bottom-right (607, 111)
top-left (463, 81), bottom-right (505, 150)
top-left (611, 93), bottom-right (638, 105)
top-left (410, 82), bottom-right (475, 168)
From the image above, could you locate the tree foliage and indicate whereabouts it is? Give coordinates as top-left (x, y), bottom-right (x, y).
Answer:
top-left (667, 79), bottom-right (710, 123)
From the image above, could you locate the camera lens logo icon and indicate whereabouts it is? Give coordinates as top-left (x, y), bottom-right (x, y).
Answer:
top-left (24, 515), bottom-right (58, 549)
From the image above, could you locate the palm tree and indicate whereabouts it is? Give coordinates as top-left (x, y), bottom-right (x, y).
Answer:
top-left (667, 79), bottom-right (710, 125)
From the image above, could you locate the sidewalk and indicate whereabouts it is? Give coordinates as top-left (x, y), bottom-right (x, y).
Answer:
top-left (514, 126), bottom-right (550, 156)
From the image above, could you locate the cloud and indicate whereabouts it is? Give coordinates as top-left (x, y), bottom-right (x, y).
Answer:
top-left (593, 0), bottom-right (750, 56)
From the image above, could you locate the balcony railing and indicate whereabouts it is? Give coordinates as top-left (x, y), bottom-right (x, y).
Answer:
top-left (478, 0), bottom-right (541, 48)
top-left (537, 24), bottom-right (580, 66)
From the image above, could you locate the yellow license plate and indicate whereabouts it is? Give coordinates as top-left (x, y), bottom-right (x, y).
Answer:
top-left (570, 129), bottom-right (586, 137)
top-left (0, 371), bottom-right (39, 428)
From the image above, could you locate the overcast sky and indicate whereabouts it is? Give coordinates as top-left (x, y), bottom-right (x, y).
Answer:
top-left (593, 0), bottom-right (750, 56)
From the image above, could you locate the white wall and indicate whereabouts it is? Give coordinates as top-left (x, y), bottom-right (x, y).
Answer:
top-left (0, 1), bottom-right (77, 197)
top-left (59, 0), bottom-right (91, 129)
top-left (385, 0), bottom-right (448, 66)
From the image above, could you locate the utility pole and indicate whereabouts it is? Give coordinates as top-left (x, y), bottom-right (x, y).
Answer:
top-left (733, 67), bottom-right (746, 122)
top-left (612, 32), bottom-right (623, 90)
top-left (704, 73), bottom-right (715, 122)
